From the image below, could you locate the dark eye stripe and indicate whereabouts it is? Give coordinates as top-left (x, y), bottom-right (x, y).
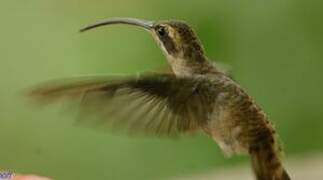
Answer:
top-left (160, 34), bottom-right (177, 55)
top-left (154, 25), bottom-right (177, 55)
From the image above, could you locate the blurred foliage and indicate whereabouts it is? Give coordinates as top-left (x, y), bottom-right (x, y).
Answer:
top-left (0, 0), bottom-right (323, 179)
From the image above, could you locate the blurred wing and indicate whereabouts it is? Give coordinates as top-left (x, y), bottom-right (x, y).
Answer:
top-left (29, 74), bottom-right (216, 136)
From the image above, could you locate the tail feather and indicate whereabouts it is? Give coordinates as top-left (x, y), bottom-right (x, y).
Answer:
top-left (249, 143), bottom-right (291, 180)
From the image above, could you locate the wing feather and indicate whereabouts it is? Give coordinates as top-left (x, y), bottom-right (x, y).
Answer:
top-left (29, 74), bottom-right (217, 136)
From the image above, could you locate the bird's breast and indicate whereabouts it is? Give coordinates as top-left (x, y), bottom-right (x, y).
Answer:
top-left (205, 99), bottom-right (247, 155)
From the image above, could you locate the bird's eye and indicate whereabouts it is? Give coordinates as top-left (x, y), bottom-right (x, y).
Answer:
top-left (157, 27), bottom-right (166, 36)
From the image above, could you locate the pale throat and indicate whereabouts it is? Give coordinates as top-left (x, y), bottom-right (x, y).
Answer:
top-left (165, 53), bottom-right (195, 76)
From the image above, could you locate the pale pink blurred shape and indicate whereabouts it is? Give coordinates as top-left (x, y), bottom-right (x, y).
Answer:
top-left (11, 175), bottom-right (51, 180)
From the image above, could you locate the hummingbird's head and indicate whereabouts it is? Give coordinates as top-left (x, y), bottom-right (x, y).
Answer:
top-left (81, 17), bottom-right (211, 75)
top-left (150, 21), bottom-right (206, 60)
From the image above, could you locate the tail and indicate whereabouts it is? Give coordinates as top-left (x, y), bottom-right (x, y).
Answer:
top-left (249, 143), bottom-right (291, 180)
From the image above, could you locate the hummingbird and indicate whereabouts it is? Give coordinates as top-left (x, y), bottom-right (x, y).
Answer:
top-left (30, 17), bottom-right (291, 180)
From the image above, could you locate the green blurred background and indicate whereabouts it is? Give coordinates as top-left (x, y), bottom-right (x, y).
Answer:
top-left (0, 0), bottom-right (323, 179)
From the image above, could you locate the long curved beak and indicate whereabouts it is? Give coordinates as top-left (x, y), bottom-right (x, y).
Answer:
top-left (80, 17), bottom-right (154, 32)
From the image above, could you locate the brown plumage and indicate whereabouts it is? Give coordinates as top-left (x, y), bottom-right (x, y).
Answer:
top-left (29, 17), bottom-right (291, 180)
